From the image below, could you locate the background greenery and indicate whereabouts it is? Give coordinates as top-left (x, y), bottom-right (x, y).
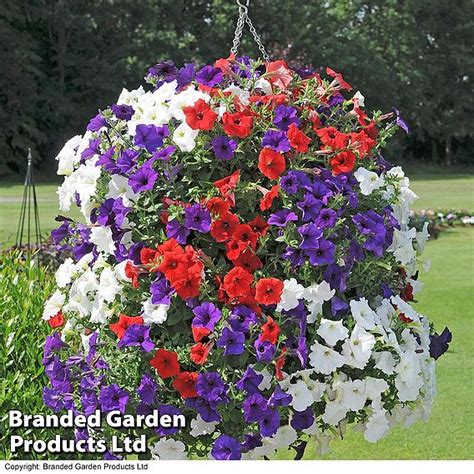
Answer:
top-left (1, 0), bottom-right (473, 177)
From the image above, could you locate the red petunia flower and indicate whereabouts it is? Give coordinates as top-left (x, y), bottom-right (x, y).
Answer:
top-left (259, 316), bottom-right (281, 344)
top-left (125, 261), bottom-right (141, 288)
top-left (225, 238), bottom-right (248, 261)
top-left (258, 148), bottom-right (286, 180)
top-left (274, 347), bottom-right (287, 381)
top-left (255, 278), bottom-right (284, 306)
top-left (210, 211), bottom-right (239, 243)
top-left (214, 54), bottom-right (235, 76)
top-left (206, 197), bottom-right (230, 216)
top-left (222, 111), bottom-right (253, 138)
top-left (172, 273), bottom-right (200, 299)
top-left (192, 325), bottom-right (211, 343)
top-left (259, 185), bottom-right (280, 211)
top-left (172, 371), bottom-right (198, 399)
top-left (183, 99), bottom-right (218, 131)
top-left (214, 169), bottom-right (241, 206)
top-left (109, 314), bottom-right (144, 339)
top-left (266, 60), bottom-right (294, 90)
top-left (330, 150), bottom-right (356, 175)
top-left (190, 342), bottom-right (211, 365)
top-left (326, 67), bottom-right (353, 91)
top-left (288, 123), bottom-right (311, 153)
top-left (150, 348), bottom-right (180, 379)
top-left (223, 267), bottom-right (254, 299)
top-left (233, 248), bottom-right (263, 273)
top-left (316, 126), bottom-right (350, 150)
top-left (248, 215), bottom-right (269, 236)
top-left (158, 252), bottom-right (188, 282)
top-left (48, 311), bottom-right (65, 329)
top-left (233, 223), bottom-right (258, 249)
top-left (350, 130), bottom-right (377, 158)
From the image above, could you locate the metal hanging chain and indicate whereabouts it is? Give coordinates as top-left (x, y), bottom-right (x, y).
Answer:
top-left (231, 0), bottom-right (270, 62)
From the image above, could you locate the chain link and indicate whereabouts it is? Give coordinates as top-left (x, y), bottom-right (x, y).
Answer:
top-left (230, 0), bottom-right (270, 62)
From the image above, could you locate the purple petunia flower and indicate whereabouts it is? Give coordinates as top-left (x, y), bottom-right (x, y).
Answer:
top-left (211, 434), bottom-right (242, 460)
top-left (297, 193), bottom-right (323, 221)
top-left (291, 408), bottom-right (315, 430)
top-left (196, 372), bottom-right (227, 402)
top-left (116, 149), bottom-right (139, 174)
top-left (429, 327), bottom-right (452, 360)
top-left (111, 103), bottom-right (134, 121)
top-left (280, 171), bottom-right (303, 195)
top-left (128, 164), bottom-right (158, 193)
top-left (137, 374), bottom-right (158, 405)
top-left (305, 238), bottom-right (336, 265)
top-left (268, 385), bottom-right (292, 407)
top-left (43, 333), bottom-right (68, 361)
top-left (192, 302), bottom-right (222, 331)
top-left (268, 209), bottom-right (298, 227)
top-left (236, 367), bottom-right (263, 394)
top-left (184, 204), bottom-right (211, 233)
top-left (134, 124), bottom-right (169, 153)
top-left (166, 219), bottom-right (190, 245)
top-left (298, 223), bottom-right (323, 250)
top-left (259, 407), bottom-right (280, 437)
top-left (156, 404), bottom-right (182, 436)
top-left (148, 61), bottom-right (178, 82)
top-left (315, 208), bottom-right (338, 228)
top-left (331, 296), bottom-right (349, 317)
top-left (99, 384), bottom-right (129, 414)
top-left (211, 135), bottom-right (237, 160)
top-left (217, 328), bottom-right (245, 356)
top-left (150, 276), bottom-right (174, 305)
top-left (186, 397), bottom-right (221, 423)
top-left (261, 129), bottom-right (291, 152)
top-left (282, 246), bottom-right (306, 268)
top-left (118, 325), bottom-right (154, 352)
top-left (392, 107), bottom-right (409, 133)
top-left (242, 393), bottom-right (268, 422)
top-left (254, 339), bottom-right (276, 363)
top-left (151, 145), bottom-right (176, 162)
top-left (177, 63), bottom-right (195, 90)
top-left (87, 113), bottom-right (108, 132)
top-left (273, 105), bottom-right (300, 131)
top-left (229, 305), bottom-right (258, 333)
top-left (196, 65), bottom-right (223, 87)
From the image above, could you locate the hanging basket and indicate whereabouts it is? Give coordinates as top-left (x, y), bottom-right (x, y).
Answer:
top-left (41, 2), bottom-right (450, 461)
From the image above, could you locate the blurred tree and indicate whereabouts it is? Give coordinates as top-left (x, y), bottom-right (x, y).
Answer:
top-left (0, 0), bottom-right (472, 175)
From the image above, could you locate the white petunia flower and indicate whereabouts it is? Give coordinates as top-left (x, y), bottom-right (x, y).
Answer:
top-left (89, 298), bottom-right (113, 324)
top-left (322, 400), bottom-right (347, 426)
top-left (286, 380), bottom-right (314, 411)
top-left (309, 342), bottom-right (345, 375)
top-left (117, 85), bottom-right (145, 105)
top-left (55, 258), bottom-right (76, 288)
top-left (276, 278), bottom-right (305, 312)
top-left (364, 409), bottom-right (390, 442)
top-left (317, 318), bottom-right (349, 346)
top-left (55, 135), bottom-right (82, 176)
top-left (350, 297), bottom-right (377, 330)
top-left (342, 324), bottom-right (376, 369)
top-left (142, 298), bottom-right (170, 325)
top-left (190, 415), bottom-right (218, 437)
top-left (98, 267), bottom-right (121, 303)
top-left (415, 221), bottom-right (430, 253)
top-left (267, 425), bottom-right (298, 449)
top-left (89, 226), bottom-right (116, 255)
top-left (43, 289), bottom-right (65, 320)
top-left (303, 281), bottom-right (335, 323)
top-left (339, 379), bottom-right (367, 411)
top-left (173, 122), bottom-right (199, 152)
top-left (373, 351), bottom-right (397, 374)
top-left (106, 174), bottom-right (138, 207)
top-left (354, 167), bottom-right (384, 196)
top-left (151, 438), bottom-right (187, 460)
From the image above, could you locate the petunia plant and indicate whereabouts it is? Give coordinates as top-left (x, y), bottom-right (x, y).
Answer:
top-left (43, 56), bottom-right (451, 460)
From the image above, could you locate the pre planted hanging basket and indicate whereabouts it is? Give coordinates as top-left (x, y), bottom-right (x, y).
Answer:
top-left (42, 4), bottom-right (451, 461)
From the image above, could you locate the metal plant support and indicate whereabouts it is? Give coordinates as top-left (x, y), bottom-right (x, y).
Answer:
top-left (15, 148), bottom-right (42, 249)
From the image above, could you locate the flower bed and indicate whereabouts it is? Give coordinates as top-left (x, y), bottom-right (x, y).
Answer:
top-left (43, 57), bottom-right (450, 460)
top-left (409, 209), bottom-right (474, 239)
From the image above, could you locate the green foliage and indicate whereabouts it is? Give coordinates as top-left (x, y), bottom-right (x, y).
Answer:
top-left (0, 251), bottom-right (61, 459)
